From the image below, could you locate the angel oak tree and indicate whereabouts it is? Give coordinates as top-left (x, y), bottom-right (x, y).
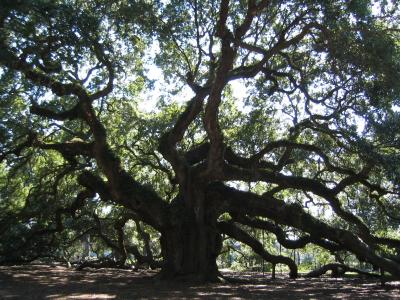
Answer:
top-left (1, 0), bottom-right (400, 281)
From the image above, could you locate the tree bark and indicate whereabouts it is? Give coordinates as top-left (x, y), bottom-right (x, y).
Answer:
top-left (159, 186), bottom-right (222, 282)
top-left (305, 263), bottom-right (381, 278)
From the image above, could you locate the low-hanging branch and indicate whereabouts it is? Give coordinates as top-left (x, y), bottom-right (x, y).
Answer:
top-left (221, 162), bottom-right (400, 250)
top-left (92, 214), bottom-right (161, 270)
top-left (305, 263), bottom-right (381, 279)
top-left (230, 214), bottom-right (343, 253)
top-left (217, 220), bottom-right (298, 278)
top-left (208, 182), bottom-right (400, 278)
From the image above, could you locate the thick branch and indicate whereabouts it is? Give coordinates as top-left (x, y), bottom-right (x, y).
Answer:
top-left (305, 263), bottom-right (381, 278)
top-left (221, 163), bottom-right (398, 249)
top-left (231, 214), bottom-right (343, 253)
top-left (158, 90), bottom-right (208, 181)
top-left (217, 221), bottom-right (298, 278)
top-left (208, 183), bottom-right (400, 278)
top-left (30, 104), bottom-right (81, 121)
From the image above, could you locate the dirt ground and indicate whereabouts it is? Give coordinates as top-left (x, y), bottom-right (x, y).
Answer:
top-left (0, 265), bottom-right (399, 299)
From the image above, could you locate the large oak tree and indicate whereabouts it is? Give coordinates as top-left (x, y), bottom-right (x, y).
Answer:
top-left (1, 0), bottom-right (400, 281)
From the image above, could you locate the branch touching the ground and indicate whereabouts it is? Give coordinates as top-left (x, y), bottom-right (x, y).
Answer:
top-left (305, 263), bottom-right (381, 278)
top-left (217, 220), bottom-right (298, 278)
top-left (221, 163), bottom-right (400, 250)
top-left (208, 182), bottom-right (400, 278)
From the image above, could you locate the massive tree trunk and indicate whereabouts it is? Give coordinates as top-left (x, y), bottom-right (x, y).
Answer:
top-left (160, 221), bottom-right (221, 281)
top-left (159, 185), bottom-right (222, 282)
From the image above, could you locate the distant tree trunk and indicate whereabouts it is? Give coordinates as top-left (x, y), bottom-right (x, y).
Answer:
top-left (272, 263), bottom-right (276, 279)
top-left (82, 234), bottom-right (90, 259)
top-left (380, 268), bottom-right (385, 286)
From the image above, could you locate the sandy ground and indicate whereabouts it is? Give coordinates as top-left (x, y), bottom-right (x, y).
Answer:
top-left (0, 264), bottom-right (399, 299)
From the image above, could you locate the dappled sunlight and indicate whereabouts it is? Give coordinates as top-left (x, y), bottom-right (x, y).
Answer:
top-left (46, 294), bottom-right (116, 299)
top-left (2, 265), bottom-right (399, 299)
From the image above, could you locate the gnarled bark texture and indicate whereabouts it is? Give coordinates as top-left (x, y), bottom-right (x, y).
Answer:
top-left (159, 186), bottom-right (222, 281)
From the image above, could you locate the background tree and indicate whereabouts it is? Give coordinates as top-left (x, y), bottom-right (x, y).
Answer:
top-left (1, 0), bottom-right (400, 282)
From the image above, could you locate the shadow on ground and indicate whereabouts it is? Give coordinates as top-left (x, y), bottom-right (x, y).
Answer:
top-left (0, 265), bottom-right (399, 299)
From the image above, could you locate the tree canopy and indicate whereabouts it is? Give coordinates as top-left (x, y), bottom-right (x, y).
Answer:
top-left (1, 0), bottom-right (400, 282)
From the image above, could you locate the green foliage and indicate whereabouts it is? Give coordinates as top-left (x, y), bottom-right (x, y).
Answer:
top-left (0, 0), bottom-right (399, 275)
